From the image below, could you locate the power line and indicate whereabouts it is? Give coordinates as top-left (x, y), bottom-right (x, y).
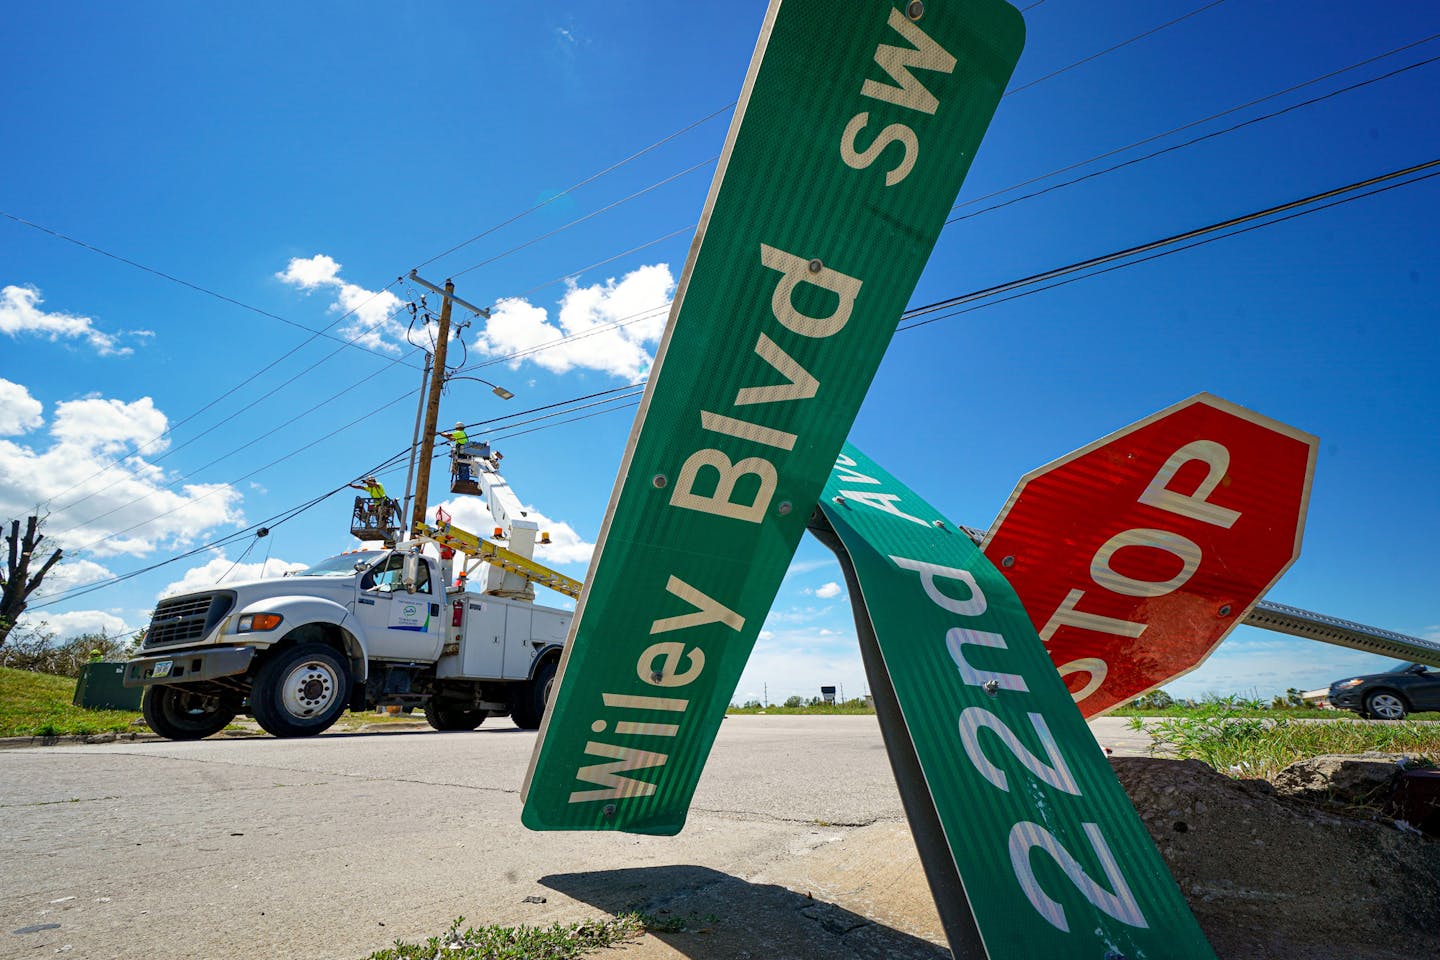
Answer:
top-left (952, 38), bottom-right (1440, 221)
top-left (59, 384), bottom-right (420, 559)
top-left (59, 348), bottom-right (424, 536)
top-left (903, 157), bottom-right (1440, 329)
top-left (419, 0), bottom-right (1232, 305)
top-left (412, 103), bottom-right (735, 273)
top-left (30, 146), bottom-right (1427, 612)
top-left (450, 155), bottom-right (717, 281)
top-left (0, 210), bottom-right (411, 366)
top-left (34, 386), bottom-right (655, 607)
top-left (1005, 0), bottom-right (1229, 97)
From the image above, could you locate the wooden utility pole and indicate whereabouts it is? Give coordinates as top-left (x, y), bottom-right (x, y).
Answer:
top-left (409, 279), bottom-right (455, 534)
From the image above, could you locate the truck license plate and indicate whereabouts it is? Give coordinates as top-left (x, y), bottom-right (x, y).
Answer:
top-left (151, 660), bottom-right (173, 679)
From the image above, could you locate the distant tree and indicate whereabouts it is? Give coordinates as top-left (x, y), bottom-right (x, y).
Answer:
top-left (0, 516), bottom-right (63, 650)
top-left (1270, 687), bottom-right (1307, 710)
top-left (0, 629), bottom-right (134, 677)
top-left (742, 699), bottom-right (762, 710)
top-left (1130, 689), bottom-right (1175, 711)
top-left (783, 695), bottom-right (805, 708)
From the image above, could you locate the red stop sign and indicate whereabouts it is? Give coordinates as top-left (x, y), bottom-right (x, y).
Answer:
top-left (982, 393), bottom-right (1318, 717)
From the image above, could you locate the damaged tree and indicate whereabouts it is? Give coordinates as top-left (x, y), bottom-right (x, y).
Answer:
top-left (0, 516), bottom-right (63, 650)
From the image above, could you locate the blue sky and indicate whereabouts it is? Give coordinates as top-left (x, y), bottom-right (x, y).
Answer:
top-left (2, 0), bottom-right (1436, 704)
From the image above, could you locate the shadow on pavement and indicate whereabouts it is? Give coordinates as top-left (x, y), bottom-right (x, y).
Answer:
top-left (544, 864), bottom-right (946, 960)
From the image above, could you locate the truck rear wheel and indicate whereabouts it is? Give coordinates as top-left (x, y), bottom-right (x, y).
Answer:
top-left (251, 642), bottom-right (350, 738)
top-left (423, 701), bottom-right (486, 731)
top-left (142, 685), bottom-right (237, 740)
top-left (511, 659), bottom-right (556, 730)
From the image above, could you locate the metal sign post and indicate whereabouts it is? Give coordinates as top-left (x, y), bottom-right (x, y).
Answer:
top-left (813, 443), bottom-right (1217, 960)
top-left (522, 0), bottom-right (1025, 835)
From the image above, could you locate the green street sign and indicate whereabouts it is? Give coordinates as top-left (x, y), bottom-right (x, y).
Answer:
top-left (522, 0), bottom-right (1025, 834)
top-left (815, 443), bottom-right (1216, 959)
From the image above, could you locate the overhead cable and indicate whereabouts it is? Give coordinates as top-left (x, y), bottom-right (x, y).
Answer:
top-left (904, 157), bottom-right (1440, 328)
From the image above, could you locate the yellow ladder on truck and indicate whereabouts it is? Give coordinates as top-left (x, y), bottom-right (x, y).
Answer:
top-left (415, 521), bottom-right (583, 600)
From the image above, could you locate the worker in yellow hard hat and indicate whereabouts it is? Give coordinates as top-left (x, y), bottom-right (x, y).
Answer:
top-left (443, 422), bottom-right (473, 482)
top-left (347, 475), bottom-right (389, 526)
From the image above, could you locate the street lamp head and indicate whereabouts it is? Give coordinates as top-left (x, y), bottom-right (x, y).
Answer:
top-left (492, 385), bottom-right (515, 401)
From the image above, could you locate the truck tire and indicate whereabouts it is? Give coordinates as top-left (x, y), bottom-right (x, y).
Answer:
top-left (511, 659), bottom-right (556, 730)
top-left (142, 686), bottom-right (237, 740)
top-left (250, 642), bottom-right (350, 738)
top-left (423, 701), bottom-right (486, 732)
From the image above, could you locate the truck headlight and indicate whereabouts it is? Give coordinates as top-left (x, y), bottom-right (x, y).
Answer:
top-left (237, 613), bottom-right (283, 632)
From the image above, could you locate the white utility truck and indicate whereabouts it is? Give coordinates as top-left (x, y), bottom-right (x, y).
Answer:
top-left (124, 448), bottom-right (581, 740)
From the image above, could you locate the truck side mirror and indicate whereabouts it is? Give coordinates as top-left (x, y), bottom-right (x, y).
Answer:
top-left (402, 553), bottom-right (420, 594)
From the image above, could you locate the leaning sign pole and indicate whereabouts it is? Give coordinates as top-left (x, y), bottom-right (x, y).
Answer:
top-left (523, 0), bottom-right (1026, 834)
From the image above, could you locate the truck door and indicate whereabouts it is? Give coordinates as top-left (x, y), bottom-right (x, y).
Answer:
top-left (354, 555), bottom-right (444, 663)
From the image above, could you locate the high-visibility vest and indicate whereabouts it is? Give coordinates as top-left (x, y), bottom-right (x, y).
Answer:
top-left (366, 482), bottom-right (386, 499)
top-left (452, 428), bottom-right (468, 445)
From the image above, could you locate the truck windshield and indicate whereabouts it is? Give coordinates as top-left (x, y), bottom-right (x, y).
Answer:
top-left (294, 551), bottom-right (386, 577)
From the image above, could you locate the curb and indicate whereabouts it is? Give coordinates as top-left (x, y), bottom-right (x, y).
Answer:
top-left (0, 719), bottom-right (435, 751)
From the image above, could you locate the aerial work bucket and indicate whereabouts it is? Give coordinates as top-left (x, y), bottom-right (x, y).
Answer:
top-left (350, 495), bottom-right (401, 543)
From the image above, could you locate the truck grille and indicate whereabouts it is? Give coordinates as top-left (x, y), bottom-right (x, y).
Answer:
top-left (143, 592), bottom-right (235, 649)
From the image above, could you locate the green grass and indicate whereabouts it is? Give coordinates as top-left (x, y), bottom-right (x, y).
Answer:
top-left (726, 701), bottom-right (875, 715)
top-left (0, 666), bottom-right (143, 738)
top-left (1130, 698), bottom-right (1440, 779)
top-left (1114, 703), bottom-right (1440, 721)
top-left (362, 914), bottom-right (645, 960)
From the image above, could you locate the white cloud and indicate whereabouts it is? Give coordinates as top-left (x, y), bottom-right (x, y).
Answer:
top-left (814, 581), bottom-right (843, 599)
top-left (478, 264), bottom-right (674, 380)
top-left (159, 551), bottom-right (308, 598)
top-left (49, 395), bottom-right (168, 455)
top-left (434, 496), bottom-right (595, 567)
top-left (21, 608), bottom-right (136, 642)
top-left (0, 384), bottom-right (245, 563)
top-left (0, 284), bottom-right (138, 356)
top-left (276, 254), bottom-right (407, 354)
top-left (33, 557), bottom-right (114, 595)
top-left (0, 378), bottom-right (43, 435)
top-left (276, 254), bottom-right (342, 290)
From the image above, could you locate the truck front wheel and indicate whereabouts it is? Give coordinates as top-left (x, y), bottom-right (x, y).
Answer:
top-left (511, 659), bottom-right (557, 730)
top-left (142, 686), bottom-right (237, 740)
top-left (251, 643), bottom-right (351, 738)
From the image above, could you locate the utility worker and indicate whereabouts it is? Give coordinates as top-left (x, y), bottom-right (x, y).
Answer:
top-left (347, 476), bottom-right (388, 525)
top-left (443, 422), bottom-right (473, 482)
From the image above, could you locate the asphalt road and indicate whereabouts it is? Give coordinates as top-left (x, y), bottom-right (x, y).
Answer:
top-left (0, 716), bottom-right (1150, 960)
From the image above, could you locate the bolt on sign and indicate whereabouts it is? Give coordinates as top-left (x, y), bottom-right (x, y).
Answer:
top-left (522, 0), bottom-right (1026, 834)
top-left (814, 443), bottom-right (1217, 960)
top-left (982, 394), bottom-right (1319, 717)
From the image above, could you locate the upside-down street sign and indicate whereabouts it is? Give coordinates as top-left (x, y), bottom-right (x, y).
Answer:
top-left (983, 393), bottom-right (1319, 717)
top-left (814, 443), bottom-right (1216, 959)
top-left (523, 0), bottom-right (1026, 834)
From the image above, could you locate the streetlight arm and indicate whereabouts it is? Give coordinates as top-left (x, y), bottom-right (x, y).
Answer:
top-left (448, 375), bottom-right (514, 401)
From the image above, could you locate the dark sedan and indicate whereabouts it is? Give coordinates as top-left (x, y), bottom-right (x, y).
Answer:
top-left (1328, 662), bottom-right (1440, 720)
